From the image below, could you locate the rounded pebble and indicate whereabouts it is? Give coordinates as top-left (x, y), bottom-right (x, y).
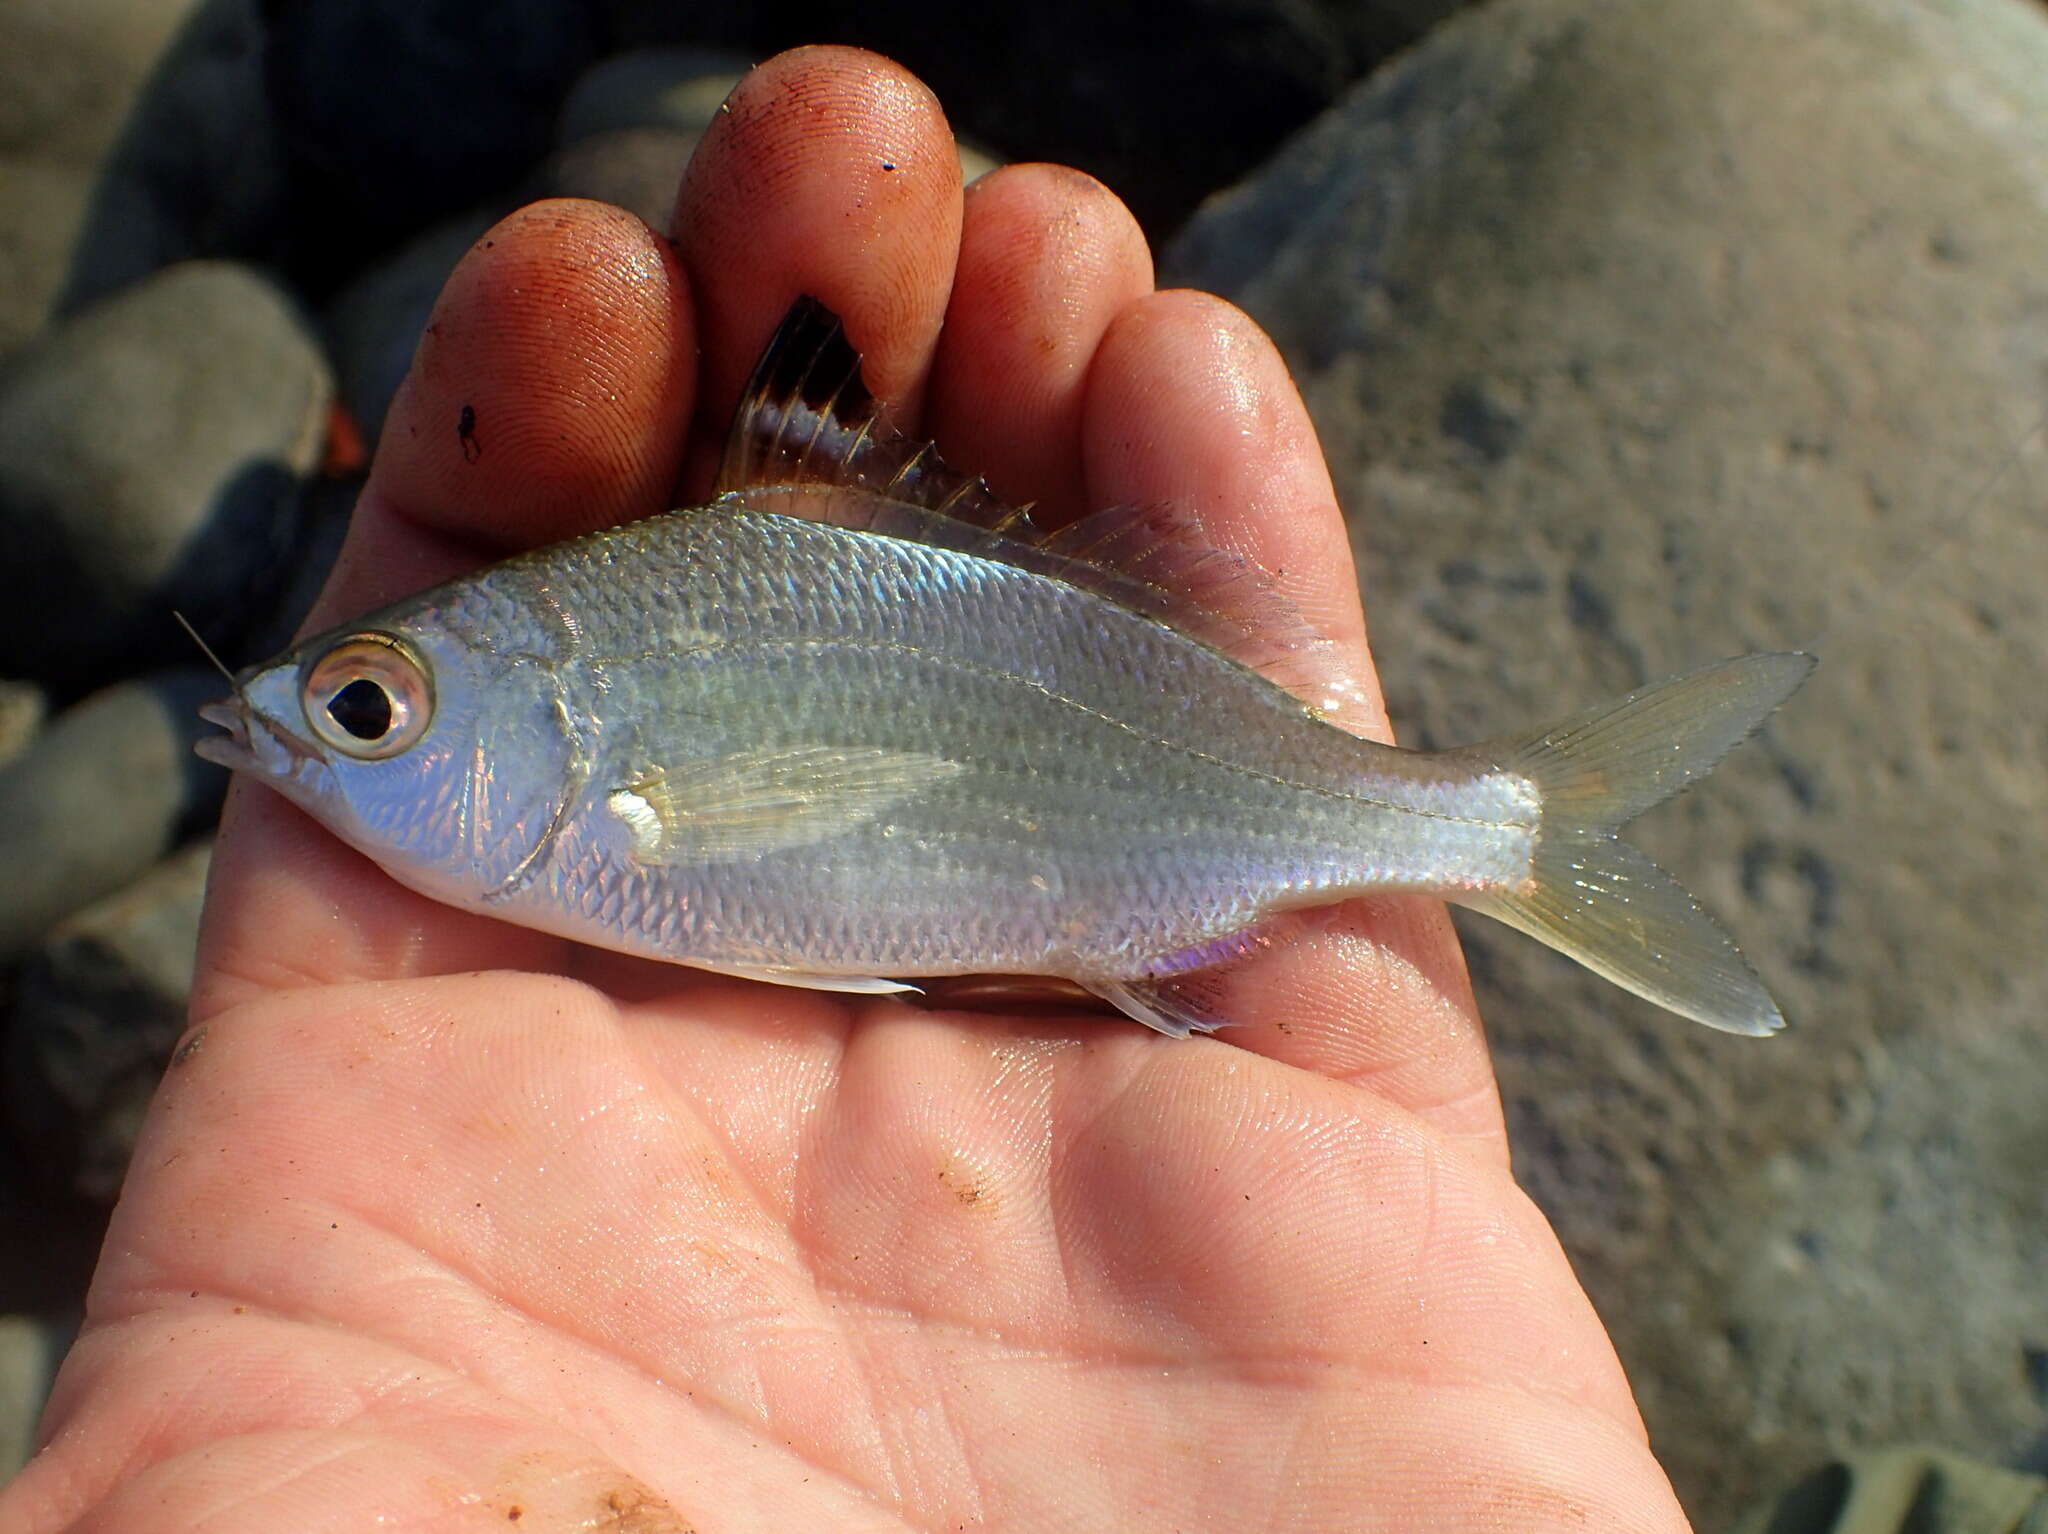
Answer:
top-left (6, 841), bottom-right (211, 1204)
top-left (0, 0), bottom-right (283, 358)
top-left (0, 669), bottom-right (226, 959)
top-left (0, 262), bottom-right (332, 690)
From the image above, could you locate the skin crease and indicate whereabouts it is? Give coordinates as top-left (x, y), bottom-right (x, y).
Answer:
top-left (0, 48), bottom-right (1697, 1534)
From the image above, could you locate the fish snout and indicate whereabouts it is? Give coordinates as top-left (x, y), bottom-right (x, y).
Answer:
top-left (194, 696), bottom-right (256, 771)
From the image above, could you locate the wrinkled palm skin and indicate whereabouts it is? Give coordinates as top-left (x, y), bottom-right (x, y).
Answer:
top-left (0, 48), bottom-right (1693, 1534)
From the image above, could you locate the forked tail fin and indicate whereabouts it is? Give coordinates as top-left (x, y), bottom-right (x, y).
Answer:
top-left (1454, 652), bottom-right (1816, 1035)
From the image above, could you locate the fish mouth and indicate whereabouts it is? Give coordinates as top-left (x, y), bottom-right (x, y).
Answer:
top-left (195, 696), bottom-right (254, 770)
top-left (196, 695), bottom-right (327, 777)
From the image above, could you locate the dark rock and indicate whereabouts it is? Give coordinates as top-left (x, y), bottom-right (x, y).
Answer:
top-left (0, 1312), bottom-right (71, 1481)
top-left (0, 1141), bottom-right (96, 1476)
top-left (534, 127), bottom-right (703, 239)
top-left (1167, 0), bottom-right (2048, 1521)
top-left (0, 0), bottom-right (285, 357)
top-left (6, 840), bottom-right (208, 1204)
top-left (594, 3), bottom-right (1473, 237)
top-left (0, 1111), bottom-right (97, 1476)
top-left (0, 261), bottom-right (332, 691)
top-left (265, 0), bottom-right (598, 289)
top-left (556, 47), bottom-right (753, 145)
top-left (0, 682), bottom-right (41, 768)
top-left (0, 671), bottom-right (224, 960)
top-left (545, 54), bottom-right (747, 233)
top-left (239, 474), bottom-right (359, 661)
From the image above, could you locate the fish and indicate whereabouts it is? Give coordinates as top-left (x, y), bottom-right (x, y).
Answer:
top-left (195, 297), bottom-right (1814, 1038)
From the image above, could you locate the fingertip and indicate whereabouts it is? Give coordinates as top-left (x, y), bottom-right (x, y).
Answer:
top-left (373, 197), bottom-right (696, 551)
top-left (926, 163), bottom-right (1154, 521)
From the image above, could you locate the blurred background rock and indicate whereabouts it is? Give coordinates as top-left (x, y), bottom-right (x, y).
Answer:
top-left (0, 0), bottom-right (2042, 1524)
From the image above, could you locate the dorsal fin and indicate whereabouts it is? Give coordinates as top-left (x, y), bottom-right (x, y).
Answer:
top-left (719, 298), bottom-right (1358, 713)
top-left (717, 296), bottom-right (1034, 533)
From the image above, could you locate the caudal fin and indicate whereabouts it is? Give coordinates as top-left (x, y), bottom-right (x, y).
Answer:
top-left (1455, 653), bottom-right (1816, 1035)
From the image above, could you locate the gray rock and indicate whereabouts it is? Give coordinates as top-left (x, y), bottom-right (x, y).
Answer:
top-left (0, 671), bottom-right (224, 961)
top-left (556, 48), bottom-right (752, 146)
top-left (546, 54), bottom-right (747, 234)
top-left (534, 127), bottom-right (704, 243)
top-left (1167, 0), bottom-right (2048, 1522)
top-left (0, 1146), bottom-right (95, 1476)
top-left (0, 0), bottom-right (284, 357)
top-left (0, 681), bottom-right (41, 768)
top-left (6, 841), bottom-right (209, 1204)
top-left (0, 1314), bottom-right (61, 1481)
top-left (0, 261), bottom-right (332, 690)
top-left (956, 140), bottom-right (1003, 188)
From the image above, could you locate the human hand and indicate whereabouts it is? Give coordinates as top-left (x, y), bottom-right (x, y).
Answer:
top-left (1, 47), bottom-right (1692, 1532)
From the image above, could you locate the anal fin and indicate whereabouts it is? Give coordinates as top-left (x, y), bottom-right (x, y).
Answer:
top-left (687, 960), bottom-right (922, 997)
top-left (1084, 977), bottom-right (1240, 1038)
top-left (1075, 916), bottom-right (1313, 1037)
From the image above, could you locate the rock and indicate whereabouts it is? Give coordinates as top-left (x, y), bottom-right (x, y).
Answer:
top-left (544, 53), bottom-right (748, 233)
top-left (0, 262), bottom-right (332, 691)
top-left (6, 841), bottom-right (209, 1204)
top-left (0, 671), bottom-right (225, 961)
top-left (956, 140), bottom-right (1002, 187)
top-left (0, 0), bottom-right (284, 357)
top-left (556, 47), bottom-right (753, 145)
top-left (534, 127), bottom-right (704, 241)
top-left (1167, 0), bottom-right (2048, 1522)
top-left (0, 1313), bottom-right (67, 1481)
top-left (265, 0), bottom-right (598, 286)
top-left (593, 4), bottom-right (1466, 236)
top-left (0, 681), bottom-right (41, 768)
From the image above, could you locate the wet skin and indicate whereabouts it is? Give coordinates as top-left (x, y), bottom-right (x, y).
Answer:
top-left (0, 47), bottom-right (1695, 1534)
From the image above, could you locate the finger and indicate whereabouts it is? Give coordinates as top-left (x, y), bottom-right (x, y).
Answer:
top-left (923, 164), bottom-right (1154, 524)
top-left (671, 46), bottom-right (964, 492)
top-left (1081, 293), bottom-right (1504, 1158)
top-left (367, 200), bottom-right (696, 559)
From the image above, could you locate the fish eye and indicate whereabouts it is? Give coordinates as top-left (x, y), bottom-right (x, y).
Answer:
top-left (300, 634), bottom-right (433, 759)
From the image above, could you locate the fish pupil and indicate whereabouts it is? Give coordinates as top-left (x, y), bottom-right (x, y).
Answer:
top-left (327, 678), bottom-right (393, 742)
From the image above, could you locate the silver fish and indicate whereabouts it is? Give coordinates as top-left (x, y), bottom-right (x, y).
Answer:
top-left (197, 299), bottom-right (1813, 1037)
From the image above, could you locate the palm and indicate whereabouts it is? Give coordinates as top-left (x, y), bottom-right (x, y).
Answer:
top-left (4, 49), bottom-right (1691, 1533)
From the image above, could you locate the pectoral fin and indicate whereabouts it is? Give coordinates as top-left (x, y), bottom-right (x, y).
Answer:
top-left (609, 745), bottom-right (964, 865)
